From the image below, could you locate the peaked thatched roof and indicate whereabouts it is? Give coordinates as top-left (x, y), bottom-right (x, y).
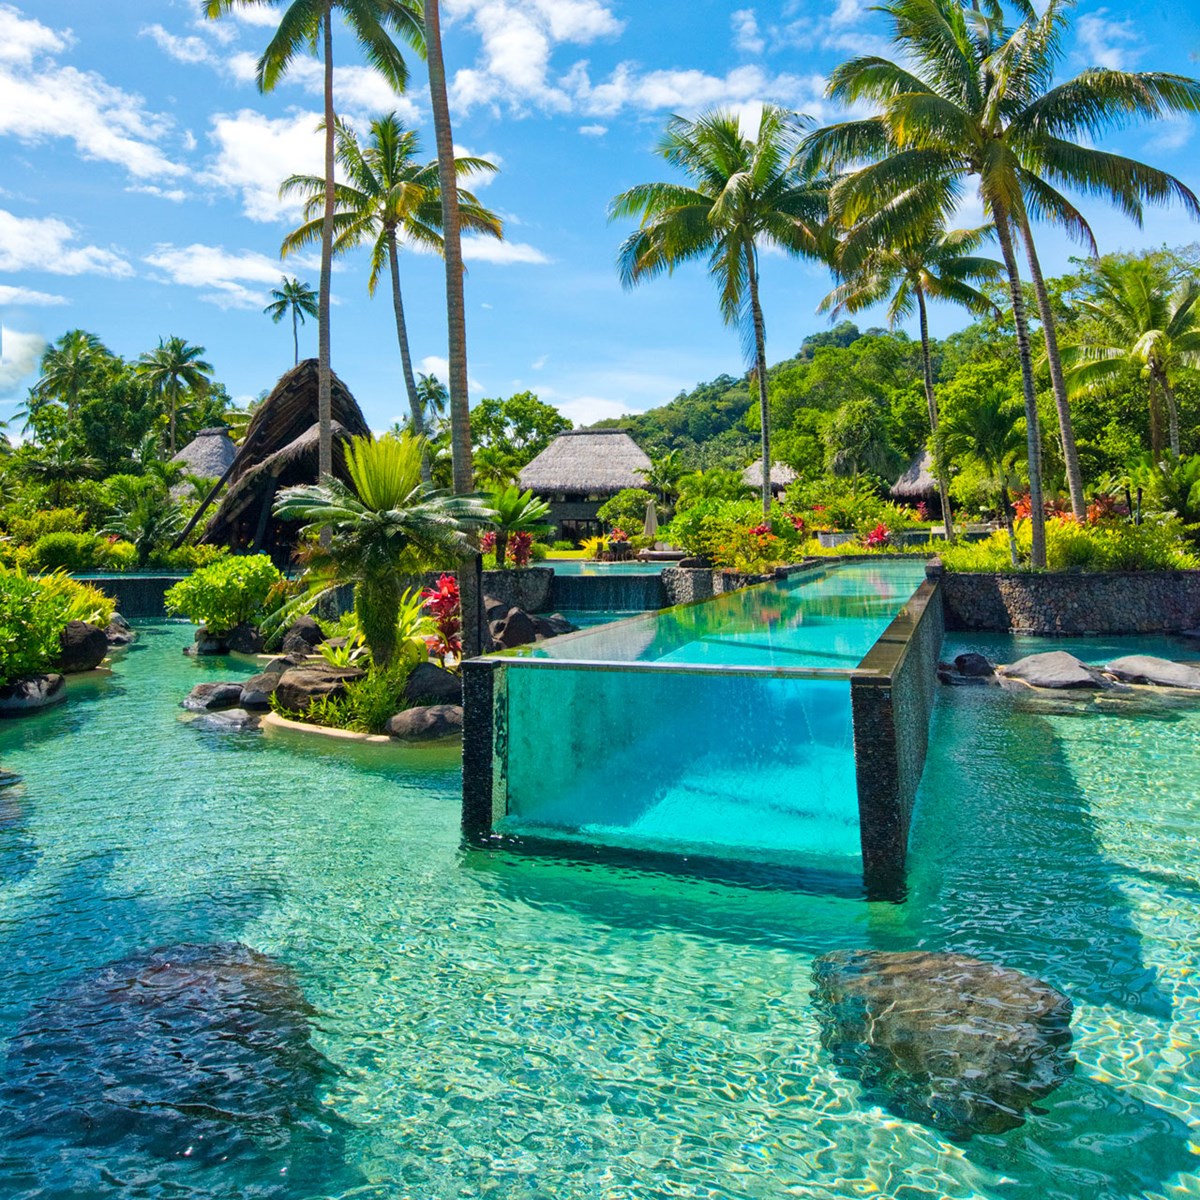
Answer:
top-left (189, 359), bottom-right (370, 554)
top-left (891, 449), bottom-right (937, 499)
top-left (171, 426), bottom-right (237, 479)
top-left (518, 429), bottom-right (651, 495)
top-left (742, 459), bottom-right (798, 490)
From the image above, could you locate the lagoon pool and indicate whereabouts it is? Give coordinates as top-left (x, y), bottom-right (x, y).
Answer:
top-left (0, 623), bottom-right (1198, 1198)
top-left (547, 560), bottom-right (670, 575)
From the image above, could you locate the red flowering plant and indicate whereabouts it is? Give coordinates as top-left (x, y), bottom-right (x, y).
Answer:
top-left (509, 531), bottom-right (534, 566)
top-left (863, 523), bottom-right (891, 548)
top-left (479, 531), bottom-right (497, 554)
top-left (420, 573), bottom-right (462, 666)
top-left (785, 513), bottom-right (806, 533)
top-left (608, 528), bottom-right (629, 542)
top-left (916, 501), bottom-right (929, 521)
top-left (1013, 492), bottom-right (1072, 521)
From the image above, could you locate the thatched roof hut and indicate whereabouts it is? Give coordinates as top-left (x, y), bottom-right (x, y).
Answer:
top-left (186, 360), bottom-right (370, 557)
top-left (518, 429), bottom-right (651, 496)
top-left (891, 450), bottom-right (938, 501)
top-left (742, 459), bottom-right (798, 493)
top-left (171, 426), bottom-right (237, 480)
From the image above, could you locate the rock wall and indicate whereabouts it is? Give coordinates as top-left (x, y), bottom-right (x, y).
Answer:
top-left (661, 567), bottom-right (714, 607)
top-left (941, 570), bottom-right (1200, 634)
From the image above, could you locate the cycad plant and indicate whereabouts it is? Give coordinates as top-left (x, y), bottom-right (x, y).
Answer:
top-left (808, 0), bottom-right (1200, 561)
top-left (274, 433), bottom-right (492, 666)
top-left (205, 0), bottom-right (423, 484)
top-left (281, 114), bottom-right (501, 471)
top-left (820, 221), bottom-right (1003, 541)
top-left (611, 105), bottom-right (828, 517)
top-left (488, 486), bottom-right (552, 567)
top-left (1066, 257), bottom-right (1200, 457)
top-left (104, 493), bottom-right (185, 568)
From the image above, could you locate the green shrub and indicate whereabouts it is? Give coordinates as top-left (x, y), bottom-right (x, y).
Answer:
top-left (102, 540), bottom-right (139, 571)
top-left (5, 508), bottom-right (86, 545)
top-left (275, 661), bottom-right (413, 734)
top-left (151, 543), bottom-right (229, 572)
top-left (35, 570), bottom-right (115, 626)
top-left (29, 531), bottom-right (108, 572)
top-left (551, 540), bottom-right (575, 551)
top-left (164, 554), bottom-right (283, 631)
top-left (596, 487), bottom-right (656, 535)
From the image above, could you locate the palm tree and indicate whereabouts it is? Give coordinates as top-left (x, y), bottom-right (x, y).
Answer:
top-left (205, 0), bottom-right (423, 486)
top-left (17, 444), bottom-right (101, 507)
top-left (938, 384), bottom-right (1026, 566)
top-left (280, 114), bottom-right (501, 476)
top-left (135, 337), bottom-right (213, 456)
top-left (820, 222), bottom-right (1003, 541)
top-left (487, 486), bottom-right (551, 567)
top-left (275, 433), bottom-right (492, 666)
top-left (104, 493), bottom-right (185, 568)
top-left (31, 330), bottom-right (109, 419)
top-left (808, 0), bottom-right (1200, 561)
top-left (263, 277), bottom-right (319, 366)
top-left (638, 449), bottom-right (686, 504)
top-left (612, 107), bottom-right (828, 518)
top-left (1066, 257), bottom-right (1200, 458)
top-left (472, 445), bottom-right (518, 491)
top-left (421, 0), bottom-right (486, 657)
top-left (416, 372), bottom-right (449, 430)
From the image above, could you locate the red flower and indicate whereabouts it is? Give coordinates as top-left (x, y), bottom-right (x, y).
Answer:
top-left (480, 531), bottom-right (497, 552)
top-left (609, 528), bottom-right (629, 542)
top-left (863, 523), bottom-right (890, 548)
top-left (421, 573), bottom-right (462, 662)
top-left (509, 531), bottom-right (534, 566)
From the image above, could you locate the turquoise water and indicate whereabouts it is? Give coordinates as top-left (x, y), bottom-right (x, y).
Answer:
top-left (0, 623), bottom-right (1199, 1197)
top-left (520, 561), bottom-right (929, 668)
top-left (548, 561), bottom-right (669, 575)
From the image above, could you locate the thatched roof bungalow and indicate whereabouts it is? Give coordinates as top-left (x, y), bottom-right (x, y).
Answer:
top-left (518, 429), bottom-right (651, 541)
top-left (891, 450), bottom-right (939, 504)
top-left (742, 459), bottom-right (798, 495)
top-left (179, 360), bottom-right (370, 559)
top-left (171, 426), bottom-right (238, 480)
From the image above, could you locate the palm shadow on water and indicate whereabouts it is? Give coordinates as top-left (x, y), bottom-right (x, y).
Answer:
top-left (0, 846), bottom-right (362, 1199)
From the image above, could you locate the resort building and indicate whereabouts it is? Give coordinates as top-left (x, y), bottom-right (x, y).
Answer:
top-left (518, 428), bottom-right (652, 542)
top-left (742, 458), bottom-right (799, 496)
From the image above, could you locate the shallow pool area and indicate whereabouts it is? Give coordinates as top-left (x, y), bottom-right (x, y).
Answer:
top-left (0, 621), bottom-right (1198, 1198)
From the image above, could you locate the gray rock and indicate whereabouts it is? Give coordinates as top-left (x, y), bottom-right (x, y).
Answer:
top-left (186, 626), bottom-right (228, 656)
top-left (386, 704), bottom-right (463, 741)
top-left (0, 674), bottom-right (66, 715)
top-left (225, 622), bottom-right (265, 655)
top-left (57, 621), bottom-right (109, 674)
top-left (1105, 654), bottom-right (1200, 690)
top-left (105, 613), bottom-right (135, 646)
top-left (483, 595), bottom-right (512, 622)
top-left (813, 949), bottom-right (1074, 1138)
top-left (239, 687), bottom-right (273, 712)
top-left (533, 612), bottom-right (579, 639)
top-left (490, 607), bottom-right (539, 650)
top-left (190, 708), bottom-right (260, 733)
top-left (182, 681), bottom-right (245, 712)
top-left (273, 664), bottom-right (363, 712)
top-left (953, 651), bottom-right (994, 677)
top-left (281, 615), bottom-right (325, 655)
top-left (999, 650), bottom-right (1112, 690)
top-left (403, 661), bottom-right (462, 705)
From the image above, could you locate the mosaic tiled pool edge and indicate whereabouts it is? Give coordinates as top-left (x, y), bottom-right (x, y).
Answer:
top-left (463, 562), bottom-right (943, 892)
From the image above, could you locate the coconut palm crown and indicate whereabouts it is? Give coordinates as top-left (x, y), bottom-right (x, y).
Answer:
top-left (264, 277), bottom-right (319, 366)
top-left (610, 105), bottom-right (829, 516)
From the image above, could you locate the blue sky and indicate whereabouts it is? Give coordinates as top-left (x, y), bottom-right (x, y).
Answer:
top-left (2, 0), bottom-right (1200, 432)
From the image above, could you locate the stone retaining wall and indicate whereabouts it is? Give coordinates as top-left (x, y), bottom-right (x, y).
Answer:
top-left (661, 567), bottom-right (714, 606)
top-left (940, 569), bottom-right (1200, 635)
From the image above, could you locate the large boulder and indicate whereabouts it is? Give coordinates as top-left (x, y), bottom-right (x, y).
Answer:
top-left (386, 704), bottom-right (463, 741)
top-left (813, 949), bottom-right (1074, 1138)
top-left (490, 607), bottom-right (539, 650)
top-left (404, 661), bottom-right (462, 706)
top-left (0, 674), bottom-right (66, 715)
top-left (281, 615), bottom-right (325, 655)
top-left (185, 626), bottom-right (228, 656)
top-left (57, 621), bottom-right (108, 674)
top-left (953, 651), bottom-right (994, 678)
top-left (225, 622), bottom-right (265, 655)
top-left (999, 651), bottom-right (1111, 690)
top-left (1105, 654), bottom-right (1200, 691)
top-left (238, 654), bottom-right (308, 710)
top-left (182, 681), bottom-right (245, 712)
top-left (273, 664), bottom-right (363, 712)
top-left (104, 613), bottom-right (135, 646)
top-left (483, 594), bottom-right (512, 623)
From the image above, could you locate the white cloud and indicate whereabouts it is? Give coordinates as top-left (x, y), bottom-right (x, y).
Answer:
top-left (205, 109), bottom-right (326, 222)
top-left (461, 235), bottom-right (551, 265)
top-left (553, 394), bottom-right (629, 425)
top-left (1076, 11), bottom-right (1138, 70)
top-left (732, 9), bottom-right (765, 55)
top-left (0, 4), bottom-right (67, 65)
top-left (231, 7), bottom-right (285, 27)
top-left (0, 9), bottom-right (182, 180)
top-left (127, 183), bottom-right (189, 203)
top-left (0, 209), bottom-right (132, 277)
top-left (141, 23), bottom-right (215, 67)
top-left (0, 326), bottom-right (45, 396)
top-left (1148, 114), bottom-right (1194, 152)
top-left (144, 242), bottom-right (312, 310)
top-left (579, 122), bottom-right (607, 136)
top-left (0, 284), bottom-right (68, 306)
top-left (417, 354), bottom-right (483, 393)
top-left (532, 354), bottom-right (548, 369)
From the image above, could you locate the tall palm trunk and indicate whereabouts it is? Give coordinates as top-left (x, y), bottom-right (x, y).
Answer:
top-left (746, 245), bottom-right (771, 518)
top-left (915, 286), bottom-right (955, 543)
top-left (1017, 213), bottom-right (1086, 522)
top-left (1160, 373), bottom-right (1181, 457)
top-left (317, 4), bottom-right (335, 483)
top-left (424, 0), bottom-right (482, 657)
top-left (168, 381), bottom-right (178, 456)
top-left (292, 304), bottom-right (299, 366)
top-left (386, 227), bottom-right (429, 481)
top-left (999, 482), bottom-right (1018, 567)
top-left (992, 205), bottom-right (1047, 568)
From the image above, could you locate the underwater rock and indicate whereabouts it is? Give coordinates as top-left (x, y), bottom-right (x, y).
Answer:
top-left (56, 621), bottom-right (108, 674)
top-left (0, 943), bottom-right (351, 1187)
top-left (386, 704), bottom-right (463, 741)
top-left (1105, 654), bottom-right (1200, 690)
top-left (182, 681), bottom-right (245, 712)
top-left (813, 949), bottom-right (1074, 1138)
top-left (999, 651), bottom-right (1112, 690)
top-left (403, 661), bottom-right (462, 706)
top-left (0, 673), bottom-right (66, 715)
top-left (190, 707), bottom-right (260, 733)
